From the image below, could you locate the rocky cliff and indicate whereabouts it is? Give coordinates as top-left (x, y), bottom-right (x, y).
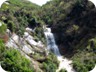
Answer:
top-left (0, 0), bottom-right (59, 72)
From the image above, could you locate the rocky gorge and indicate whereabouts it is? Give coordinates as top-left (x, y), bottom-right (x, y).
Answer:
top-left (0, 0), bottom-right (96, 72)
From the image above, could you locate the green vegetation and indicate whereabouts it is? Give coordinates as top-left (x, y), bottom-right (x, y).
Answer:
top-left (0, 22), bottom-right (7, 34)
top-left (38, 0), bottom-right (96, 72)
top-left (0, 0), bottom-right (43, 37)
top-left (2, 49), bottom-right (34, 72)
top-left (59, 69), bottom-right (67, 72)
top-left (34, 26), bottom-right (45, 43)
top-left (0, 22), bottom-right (7, 42)
top-left (73, 58), bottom-right (95, 72)
top-left (0, 39), bottom-right (6, 61)
top-left (0, 40), bottom-right (34, 72)
top-left (72, 37), bottom-right (96, 72)
top-left (42, 53), bottom-right (59, 72)
top-left (0, 0), bottom-right (96, 72)
top-left (0, 0), bottom-right (59, 72)
top-left (7, 20), bottom-right (15, 32)
top-left (42, 61), bottom-right (57, 72)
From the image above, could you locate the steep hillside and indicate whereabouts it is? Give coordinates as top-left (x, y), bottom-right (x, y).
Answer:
top-left (0, 0), bottom-right (59, 72)
top-left (0, 0), bottom-right (96, 72)
top-left (38, 0), bottom-right (96, 72)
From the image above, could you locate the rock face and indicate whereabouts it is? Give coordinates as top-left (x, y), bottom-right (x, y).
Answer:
top-left (5, 28), bottom-right (47, 72)
top-left (51, 0), bottom-right (96, 55)
top-left (6, 27), bottom-right (46, 55)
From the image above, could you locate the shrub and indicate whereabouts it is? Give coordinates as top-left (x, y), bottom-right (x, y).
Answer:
top-left (73, 58), bottom-right (95, 72)
top-left (0, 22), bottom-right (7, 34)
top-left (59, 69), bottom-right (67, 72)
top-left (42, 53), bottom-right (59, 72)
top-left (34, 27), bottom-right (45, 43)
top-left (0, 39), bottom-right (6, 61)
top-left (7, 20), bottom-right (15, 32)
top-left (0, 48), bottom-right (34, 72)
top-left (0, 22), bottom-right (8, 42)
top-left (83, 59), bottom-right (95, 71)
top-left (43, 61), bottom-right (57, 72)
top-left (73, 60), bottom-right (88, 72)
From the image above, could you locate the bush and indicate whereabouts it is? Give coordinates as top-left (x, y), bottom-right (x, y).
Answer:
top-left (0, 41), bottom-right (34, 72)
top-left (73, 58), bottom-right (95, 72)
top-left (42, 53), bottom-right (59, 72)
top-left (0, 22), bottom-right (7, 34)
top-left (73, 60), bottom-right (88, 72)
top-left (43, 60), bottom-right (57, 72)
top-left (34, 27), bottom-right (45, 43)
top-left (7, 20), bottom-right (15, 32)
top-left (83, 59), bottom-right (95, 71)
top-left (0, 39), bottom-right (6, 61)
top-left (59, 69), bottom-right (67, 72)
top-left (1, 49), bottom-right (34, 72)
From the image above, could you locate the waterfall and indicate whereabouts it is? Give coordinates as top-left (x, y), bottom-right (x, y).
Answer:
top-left (44, 27), bottom-right (75, 72)
top-left (44, 28), bottom-right (61, 56)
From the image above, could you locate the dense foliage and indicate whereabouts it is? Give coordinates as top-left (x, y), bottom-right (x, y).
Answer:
top-left (0, 21), bottom-right (8, 42)
top-left (59, 69), bottom-right (67, 72)
top-left (72, 38), bottom-right (96, 72)
top-left (0, 0), bottom-right (96, 72)
top-left (0, 22), bottom-right (7, 34)
top-left (42, 53), bottom-right (59, 72)
top-left (38, 0), bottom-right (96, 71)
top-left (0, 40), bottom-right (34, 72)
top-left (0, 0), bottom-right (43, 37)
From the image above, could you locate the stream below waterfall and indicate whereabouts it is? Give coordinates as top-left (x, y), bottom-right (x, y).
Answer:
top-left (44, 27), bottom-right (75, 72)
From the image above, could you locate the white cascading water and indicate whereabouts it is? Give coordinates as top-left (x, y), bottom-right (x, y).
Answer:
top-left (44, 28), bottom-right (61, 56)
top-left (44, 27), bottom-right (75, 72)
